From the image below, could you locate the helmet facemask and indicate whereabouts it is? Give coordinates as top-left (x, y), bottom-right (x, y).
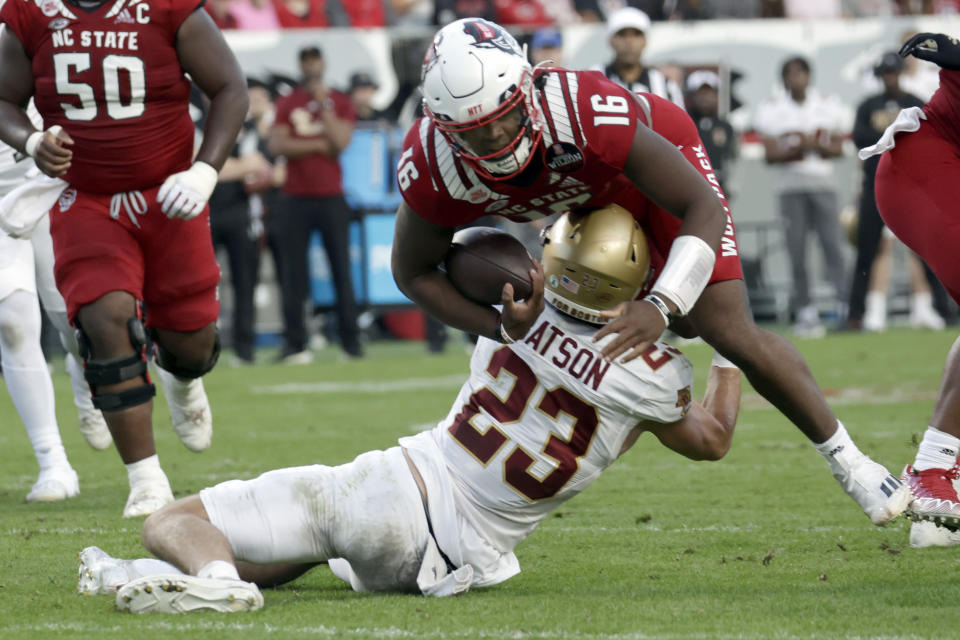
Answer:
top-left (421, 19), bottom-right (543, 181)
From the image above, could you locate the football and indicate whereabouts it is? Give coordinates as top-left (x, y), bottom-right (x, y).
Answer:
top-left (444, 227), bottom-right (535, 305)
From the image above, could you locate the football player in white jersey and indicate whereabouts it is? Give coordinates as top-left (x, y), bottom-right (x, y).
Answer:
top-left (0, 96), bottom-right (80, 501)
top-left (75, 205), bottom-right (742, 613)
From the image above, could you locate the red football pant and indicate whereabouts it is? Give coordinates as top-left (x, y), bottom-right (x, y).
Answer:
top-left (875, 121), bottom-right (960, 304)
top-left (50, 184), bottom-right (220, 330)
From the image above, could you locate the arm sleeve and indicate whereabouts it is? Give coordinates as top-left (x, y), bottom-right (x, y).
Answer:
top-left (0, 2), bottom-right (32, 55)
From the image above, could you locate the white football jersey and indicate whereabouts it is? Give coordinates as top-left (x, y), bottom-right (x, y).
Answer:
top-left (0, 97), bottom-right (42, 197)
top-left (430, 303), bottom-right (693, 553)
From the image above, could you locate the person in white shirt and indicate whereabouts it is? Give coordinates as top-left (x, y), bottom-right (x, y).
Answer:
top-left (754, 56), bottom-right (851, 337)
top-left (74, 205), bottom-right (742, 613)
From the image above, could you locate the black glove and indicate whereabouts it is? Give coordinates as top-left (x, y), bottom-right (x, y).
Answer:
top-left (899, 32), bottom-right (960, 71)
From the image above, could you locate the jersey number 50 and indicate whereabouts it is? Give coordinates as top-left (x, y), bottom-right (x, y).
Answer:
top-left (448, 347), bottom-right (599, 501)
top-left (54, 53), bottom-right (145, 121)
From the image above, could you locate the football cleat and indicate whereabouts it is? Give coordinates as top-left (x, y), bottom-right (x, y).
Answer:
top-left (66, 352), bottom-right (113, 450)
top-left (116, 574), bottom-right (263, 614)
top-left (123, 480), bottom-right (174, 518)
top-left (901, 464), bottom-right (960, 529)
top-left (909, 520), bottom-right (960, 548)
top-left (156, 370), bottom-right (212, 452)
top-left (832, 456), bottom-right (911, 526)
top-left (78, 546), bottom-right (130, 595)
top-left (26, 466), bottom-right (79, 502)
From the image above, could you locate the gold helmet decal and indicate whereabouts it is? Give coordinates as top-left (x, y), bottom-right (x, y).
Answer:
top-left (541, 204), bottom-right (650, 324)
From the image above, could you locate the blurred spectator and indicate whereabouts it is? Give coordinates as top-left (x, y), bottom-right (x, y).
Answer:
top-left (847, 52), bottom-right (945, 332)
top-left (434, 0), bottom-right (497, 25)
top-left (495, 0), bottom-right (552, 26)
top-left (575, 0), bottom-right (665, 22)
top-left (343, 0), bottom-right (387, 25)
top-left (666, 0), bottom-right (712, 20)
top-left (268, 46), bottom-right (363, 362)
top-left (706, 0), bottom-right (761, 17)
top-left (685, 70), bottom-right (737, 193)
top-left (597, 7), bottom-right (685, 107)
top-left (783, 0), bottom-right (841, 17)
top-left (208, 83), bottom-right (274, 365)
top-left (231, 0), bottom-right (281, 29)
top-left (386, 0), bottom-right (433, 25)
top-left (348, 72), bottom-right (388, 122)
top-left (272, 0), bottom-right (329, 27)
top-left (529, 27), bottom-right (564, 66)
top-left (754, 56), bottom-right (850, 337)
top-left (205, 0), bottom-right (239, 29)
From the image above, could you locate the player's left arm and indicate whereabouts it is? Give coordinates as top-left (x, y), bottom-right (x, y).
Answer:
top-left (158, 9), bottom-right (248, 219)
top-left (595, 112), bottom-right (727, 362)
top-left (639, 360), bottom-right (741, 461)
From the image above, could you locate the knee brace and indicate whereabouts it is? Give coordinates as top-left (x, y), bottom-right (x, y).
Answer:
top-left (152, 329), bottom-right (221, 379)
top-left (76, 317), bottom-right (156, 412)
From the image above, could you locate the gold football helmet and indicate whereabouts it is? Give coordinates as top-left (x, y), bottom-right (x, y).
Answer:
top-left (541, 204), bottom-right (650, 324)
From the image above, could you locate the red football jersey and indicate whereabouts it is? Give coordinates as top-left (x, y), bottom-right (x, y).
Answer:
top-left (924, 68), bottom-right (960, 151)
top-left (0, 0), bottom-right (199, 193)
top-left (398, 69), bottom-right (741, 283)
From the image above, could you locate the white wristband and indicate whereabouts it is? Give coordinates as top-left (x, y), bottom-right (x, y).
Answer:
top-left (711, 351), bottom-right (739, 370)
top-left (652, 235), bottom-right (716, 316)
top-left (24, 125), bottom-right (63, 158)
top-left (24, 131), bottom-right (44, 158)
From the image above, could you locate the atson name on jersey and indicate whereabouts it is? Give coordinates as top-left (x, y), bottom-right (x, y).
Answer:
top-left (51, 28), bottom-right (140, 50)
top-left (521, 319), bottom-right (611, 392)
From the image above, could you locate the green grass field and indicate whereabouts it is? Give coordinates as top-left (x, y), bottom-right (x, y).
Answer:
top-left (2, 328), bottom-right (959, 639)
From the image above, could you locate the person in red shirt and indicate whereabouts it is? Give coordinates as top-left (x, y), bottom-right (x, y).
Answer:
top-left (869, 33), bottom-right (960, 533)
top-left (268, 46), bottom-right (362, 361)
top-left (392, 18), bottom-right (911, 527)
top-left (0, 0), bottom-right (248, 517)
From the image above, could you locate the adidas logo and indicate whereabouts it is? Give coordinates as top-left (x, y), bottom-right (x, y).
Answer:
top-left (879, 475), bottom-right (902, 498)
top-left (941, 448), bottom-right (957, 456)
top-left (114, 8), bottom-right (135, 23)
top-left (827, 445), bottom-right (844, 457)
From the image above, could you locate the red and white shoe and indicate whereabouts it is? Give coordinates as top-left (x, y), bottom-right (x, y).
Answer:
top-left (902, 464), bottom-right (960, 529)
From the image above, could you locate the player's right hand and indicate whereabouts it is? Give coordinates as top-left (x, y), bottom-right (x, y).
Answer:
top-left (899, 32), bottom-right (960, 71)
top-left (27, 125), bottom-right (73, 178)
top-left (501, 259), bottom-right (544, 342)
top-left (594, 300), bottom-right (668, 363)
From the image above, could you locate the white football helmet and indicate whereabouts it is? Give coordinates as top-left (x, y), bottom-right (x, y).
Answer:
top-left (541, 204), bottom-right (651, 325)
top-left (421, 18), bottom-right (543, 180)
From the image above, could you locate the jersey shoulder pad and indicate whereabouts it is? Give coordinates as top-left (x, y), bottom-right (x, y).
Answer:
top-left (616, 342), bottom-right (694, 424)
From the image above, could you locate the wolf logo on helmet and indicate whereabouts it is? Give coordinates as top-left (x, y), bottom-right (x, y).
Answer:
top-left (461, 20), bottom-right (522, 56)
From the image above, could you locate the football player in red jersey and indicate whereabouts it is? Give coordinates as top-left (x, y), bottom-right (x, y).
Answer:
top-left (866, 33), bottom-right (960, 537)
top-left (0, 0), bottom-right (248, 517)
top-left (391, 18), bottom-right (910, 526)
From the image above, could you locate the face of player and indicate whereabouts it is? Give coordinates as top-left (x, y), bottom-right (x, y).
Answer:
top-left (610, 28), bottom-right (646, 65)
top-left (690, 86), bottom-right (718, 116)
top-left (454, 104), bottom-right (525, 159)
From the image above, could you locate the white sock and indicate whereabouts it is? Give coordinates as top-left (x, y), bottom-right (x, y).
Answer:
top-left (814, 421), bottom-right (864, 471)
top-left (65, 351), bottom-right (96, 411)
top-left (125, 454), bottom-right (167, 486)
top-left (128, 557), bottom-right (184, 579)
top-left (913, 427), bottom-right (960, 472)
top-left (865, 291), bottom-right (886, 316)
top-left (0, 291), bottom-right (70, 472)
top-left (154, 366), bottom-right (204, 408)
top-left (197, 560), bottom-right (241, 581)
top-left (911, 291), bottom-right (934, 313)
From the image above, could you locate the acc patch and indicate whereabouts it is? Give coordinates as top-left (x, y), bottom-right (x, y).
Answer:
top-left (676, 385), bottom-right (692, 417)
top-left (58, 188), bottom-right (77, 212)
top-left (544, 142), bottom-right (584, 173)
top-left (48, 17), bottom-right (70, 29)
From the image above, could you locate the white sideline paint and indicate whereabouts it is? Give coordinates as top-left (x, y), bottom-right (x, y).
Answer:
top-left (0, 623), bottom-right (934, 640)
top-left (251, 374), bottom-right (466, 395)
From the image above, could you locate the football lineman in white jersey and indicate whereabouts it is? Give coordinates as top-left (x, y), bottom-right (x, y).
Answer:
top-left (75, 204), bottom-right (741, 613)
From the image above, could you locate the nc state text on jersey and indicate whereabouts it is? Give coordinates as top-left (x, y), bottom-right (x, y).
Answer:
top-left (51, 29), bottom-right (140, 51)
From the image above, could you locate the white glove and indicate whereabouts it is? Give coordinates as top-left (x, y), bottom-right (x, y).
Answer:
top-left (157, 161), bottom-right (218, 220)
